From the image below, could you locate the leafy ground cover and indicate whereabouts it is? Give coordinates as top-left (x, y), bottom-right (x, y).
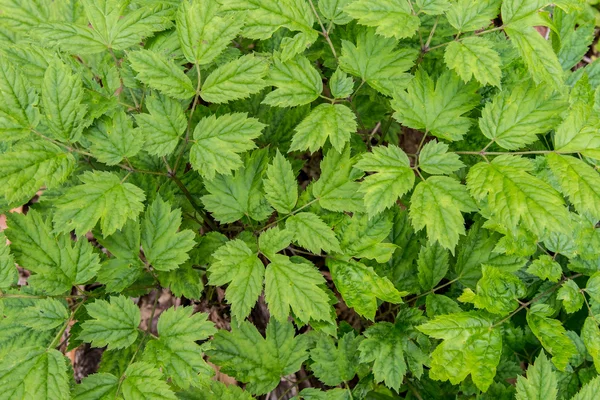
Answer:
top-left (2, 0), bottom-right (600, 399)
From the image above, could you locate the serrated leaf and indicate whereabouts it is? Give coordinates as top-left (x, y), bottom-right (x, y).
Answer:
top-left (262, 55), bottom-right (322, 107)
top-left (34, 24), bottom-right (107, 55)
top-left (87, 110), bottom-right (143, 165)
top-left (129, 49), bottom-right (196, 99)
top-left (134, 93), bottom-right (186, 157)
top-left (426, 294), bottom-right (462, 317)
top-left (582, 317), bottom-right (600, 374)
top-left (344, 0), bottom-right (420, 40)
top-left (586, 272), bottom-right (600, 303)
top-left (21, 298), bottom-right (69, 331)
top-left (259, 226), bottom-right (293, 258)
top-left (339, 28), bottom-right (417, 96)
top-left (0, 231), bottom-right (17, 289)
top-left (445, 37), bottom-right (501, 87)
top-left (526, 303), bottom-right (578, 371)
top-left (329, 68), bottom-right (353, 99)
top-left (53, 171), bottom-right (145, 237)
top-left (310, 331), bottom-right (362, 386)
top-left (479, 83), bottom-right (566, 150)
top-left (557, 279), bottom-right (583, 314)
top-left (571, 376), bottom-right (600, 400)
top-left (208, 319), bottom-right (308, 395)
top-left (336, 212), bottom-right (396, 263)
top-left (190, 112), bottom-right (264, 180)
top-left (410, 176), bottom-right (477, 252)
top-left (279, 32), bottom-right (318, 62)
top-left (0, 141), bottom-right (74, 204)
top-left (328, 258), bottom-right (404, 320)
top-left (73, 373), bottom-right (118, 400)
top-left (418, 140), bottom-right (464, 175)
top-left (418, 311), bottom-right (502, 391)
top-left (286, 212), bottom-right (342, 254)
top-left (355, 144), bottom-right (415, 216)
top-left (446, 0), bottom-right (501, 32)
top-left (120, 362), bottom-right (177, 400)
top-left (527, 255), bottom-right (562, 283)
top-left (263, 150), bottom-right (298, 214)
top-left (319, 0), bottom-right (353, 24)
top-left (208, 239), bottom-right (264, 320)
top-left (298, 388), bottom-right (350, 400)
top-left (201, 54), bottom-right (268, 103)
top-left (515, 351), bottom-right (558, 400)
top-left (415, 0), bottom-right (450, 14)
top-left (392, 69), bottom-right (480, 141)
top-left (417, 242), bottom-right (449, 291)
top-left (79, 295), bottom-right (141, 350)
top-left (0, 59), bottom-right (40, 140)
top-left (156, 265), bottom-right (203, 300)
top-left (290, 103), bottom-right (356, 153)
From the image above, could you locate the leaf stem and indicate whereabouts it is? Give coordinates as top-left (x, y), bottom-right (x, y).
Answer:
top-left (307, 0), bottom-right (338, 61)
top-left (258, 198), bottom-right (321, 233)
top-left (170, 173), bottom-right (218, 231)
top-left (174, 65), bottom-right (202, 172)
top-left (48, 300), bottom-right (85, 350)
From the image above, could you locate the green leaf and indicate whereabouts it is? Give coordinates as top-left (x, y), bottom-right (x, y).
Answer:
top-left (571, 376), bottom-right (600, 400)
top-left (505, 26), bottom-right (564, 90)
top-left (527, 255), bottom-right (562, 283)
top-left (418, 140), bottom-right (464, 175)
top-left (176, 0), bottom-right (244, 65)
top-left (87, 111), bottom-right (143, 166)
top-left (0, 231), bottom-right (17, 289)
top-left (392, 69), bottom-right (480, 141)
top-left (410, 176), bottom-right (477, 252)
top-left (53, 171), bottom-right (146, 237)
top-left (446, 0), bottom-right (501, 32)
top-left (329, 68), bottom-right (353, 99)
top-left (319, 0), bottom-right (353, 24)
top-left (467, 156), bottom-right (570, 237)
top-left (0, 59), bottom-right (40, 140)
top-left (286, 212), bottom-right (342, 254)
top-left (156, 265), bottom-right (203, 300)
top-left (265, 254), bottom-right (332, 324)
top-left (336, 212), bottom-right (396, 263)
top-left (290, 103), bottom-right (356, 153)
top-left (415, 0), bottom-right (450, 14)
top-left (0, 347), bottom-right (69, 400)
top-left (344, 0), bottom-right (420, 40)
top-left (21, 298), bottom-right (68, 331)
top-left (417, 242), bottom-right (449, 291)
top-left (79, 295), bottom-right (141, 350)
top-left (479, 83), bottom-right (566, 150)
top-left (310, 331), bottom-right (362, 386)
top-left (202, 149), bottom-right (272, 223)
top-left (418, 311), bottom-right (502, 391)
top-left (526, 303), bottom-right (578, 371)
top-left (515, 351), bottom-right (558, 400)
top-left (73, 373), bottom-right (118, 400)
top-left (201, 54), bottom-right (268, 103)
top-left (134, 93), bottom-right (186, 157)
top-left (501, 0), bottom-right (549, 27)
top-left (42, 58), bottom-right (87, 142)
top-left (586, 272), bottom-right (600, 303)
top-left (328, 258), bottom-right (404, 320)
top-left (445, 37), bottom-right (502, 87)
top-left (262, 55), bottom-right (322, 107)
top-left (190, 112), bottom-right (264, 180)
top-left (263, 150), bottom-right (298, 214)
top-left (355, 144), bottom-right (415, 216)
top-left (208, 319), bottom-right (308, 395)
top-left (141, 196), bottom-right (196, 271)
top-left (129, 49), bottom-right (196, 99)
top-left (298, 388), bottom-right (350, 400)
top-left (143, 307), bottom-right (216, 389)
top-left (120, 362), bottom-right (177, 400)
top-left (208, 239), bottom-right (264, 320)
top-left (557, 279), bottom-right (583, 314)
top-left (312, 145), bottom-right (364, 213)
top-left (259, 226), bottom-right (293, 258)
top-left (0, 141), bottom-right (75, 204)
top-left (582, 317), bottom-right (600, 374)
top-left (339, 28), bottom-right (418, 96)
top-left (426, 294), bottom-right (462, 317)
top-left (34, 24), bottom-right (106, 55)
top-left (279, 32), bottom-right (318, 62)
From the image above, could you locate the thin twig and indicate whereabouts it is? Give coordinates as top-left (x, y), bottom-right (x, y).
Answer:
top-left (307, 0), bottom-right (338, 61)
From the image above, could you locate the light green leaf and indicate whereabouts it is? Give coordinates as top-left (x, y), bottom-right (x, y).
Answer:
top-left (445, 37), bottom-right (501, 87)
top-left (110, 5), bottom-right (173, 51)
top-left (426, 294), bottom-right (462, 317)
top-left (571, 376), bottom-right (600, 400)
top-left (446, 0), bottom-right (501, 32)
top-left (120, 362), bottom-right (177, 400)
top-left (0, 141), bottom-right (74, 204)
top-left (328, 258), bottom-right (404, 320)
top-left (418, 140), bottom-right (464, 175)
top-left (582, 317), bottom-right (600, 374)
top-left (87, 110), bottom-right (143, 165)
top-left (286, 212), bottom-right (342, 254)
top-left (21, 298), bottom-right (68, 331)
top-left (0, 59), bottom-right (40, 140)
top-left (79, 295), bottom-right (141, 350)
top-left (416, 0), bottom-right (450, 14)
top-left (310, 331), bottom-right (362, 386)
top-left (73, 373), bottom-right (118, 400)
top-left (527, 255), bottom-right (562, 283)
top-left (339, 28), bottom-right (418, 96)
top-left (265, 254), bottom-right (332, 324)
top-left (410, 176), bottom-right (477, 252)
top-left (176, 0), bottom-right (244, 65)
top-left (208, 239), bottom-right (264, 321)
top-left (418, 311), bottom-right (502, 391)
top-left (502, 0), bottom-right (549, 27)
top-left (156, 265), bottom-right (203, 301)
top-left (557, 279), bottom-right (583, 314)
top-left (392, 69), bottom-right (480, 141)
top-left (263, 151), bottom-right (298, 214)
top-left (344, 0), bottom-right (420, 40)
top-left (134, 93), bottom-right (186, 157)
top-left (280, 32), bottom-right (318, 62)
top-left (259, 227), bottom-right (293, 258)
top-left (329, 68), bottom-right (353, 99)
top-left (0, 231), bottom-right (17, 289)
top-left (129, 49), bottom-right (196, 99)
top-left (526, 303), bottom-right (578, 371)
top-left (262, 55), bottom-right (323, 107)
top-left (355, 144), bottom-right (415, 216)
top-left (53, 171), bottom-right (146, 237)
top-left (336, 212), bottom-right (396, 263)
top-left (319, 0), bottom-right (353, 24)
top-left (298, 388), bottom-right (350, 400)
top-left (201, 54), bottom-right (269, 103)
top-left (208, 319), bottom-right (308, 395)
top-left (515, 351), bottom-right (558, 400)
top-left (290, 103), bottom-right (356, 153)
top-left (479, 83), bottom-right (566, 150)
top-left (190, 112), bottom-right (264, 180)
top-left (42, 58), bottom-right (87, 142)
top-left (417, 242), bottom-right (449, 291)
top-left (34, 24), bottom-right (106, 54)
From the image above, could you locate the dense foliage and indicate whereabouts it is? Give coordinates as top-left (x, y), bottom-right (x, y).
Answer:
top-left (2, 0), bottom-right (600, 398)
